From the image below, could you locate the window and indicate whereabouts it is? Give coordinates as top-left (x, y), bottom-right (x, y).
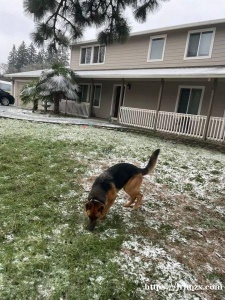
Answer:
top-left (93, 85), bottom-right (102, 107)
top-left (176, 87), bottom-right (204, 115)
top-left (80, 45), bottom-right (105, 64)
top-left (148, 35), bottom-right (166, 61)
top-left (185, 29), bottom-right (215, 59)
top-left (79, 84), bottom-right (90, 102)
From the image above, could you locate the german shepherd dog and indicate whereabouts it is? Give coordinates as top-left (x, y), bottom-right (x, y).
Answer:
top-left (85, 149), bottom-right (160, 231)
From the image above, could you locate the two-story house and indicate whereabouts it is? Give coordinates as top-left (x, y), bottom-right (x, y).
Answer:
top-left (6, 18), bottom-right (225, 142)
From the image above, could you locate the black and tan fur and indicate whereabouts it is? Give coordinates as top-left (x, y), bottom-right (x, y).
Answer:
top-left (85, 149), bottom-right (160, 231)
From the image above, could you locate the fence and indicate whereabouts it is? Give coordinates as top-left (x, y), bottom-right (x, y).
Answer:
top-left (119, 106), bottom-right (225, 142)
top-left (59, 100), bottom-right (90, 118)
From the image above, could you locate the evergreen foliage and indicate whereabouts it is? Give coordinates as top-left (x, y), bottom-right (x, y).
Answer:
top-left (7, 41), bottom-right (69, 73)
top-left (20, 64), bottom-right (79, 114)
top-left (23, 0), bottom-right (168, 50)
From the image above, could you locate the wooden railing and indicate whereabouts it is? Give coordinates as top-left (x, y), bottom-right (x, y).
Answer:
top-left (59, 100), bottom-right (90, 118)
top-left (157, 111), bottom-right (206, 138)
top-left (119, 106), bottom-right (225, 142)
top-left (119, 107), bottom-right (156, 129)
top-left (207, 117), bottom-right (225, 142)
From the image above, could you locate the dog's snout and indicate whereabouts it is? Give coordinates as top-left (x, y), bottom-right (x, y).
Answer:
top-left (87, 219), bottom-right (97, 231)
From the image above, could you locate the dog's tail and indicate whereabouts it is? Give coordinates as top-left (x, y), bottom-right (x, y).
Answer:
top-left (141, 149), bottom-right (160, 176)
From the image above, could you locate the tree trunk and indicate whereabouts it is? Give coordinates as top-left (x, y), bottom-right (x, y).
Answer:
top-left (32, 99), bottom-right (38, 112)
top-left (54, 93), bottom-right (61, 114)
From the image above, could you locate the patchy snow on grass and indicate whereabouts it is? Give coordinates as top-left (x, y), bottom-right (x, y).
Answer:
top-left (1, 119), bottom-right (224, 300)
top-left (112, 236), bottom-right (198, 300)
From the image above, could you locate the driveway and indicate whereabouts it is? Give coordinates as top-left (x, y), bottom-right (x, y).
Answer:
top-left (0, 106), bottom-right (122, 129)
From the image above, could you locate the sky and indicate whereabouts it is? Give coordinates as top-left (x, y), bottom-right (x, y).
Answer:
top-left (0, 0), bottom-right (225, 64)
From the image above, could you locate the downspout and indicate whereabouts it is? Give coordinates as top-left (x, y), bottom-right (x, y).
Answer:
top-left (203, 78), bottom-right (218, 140)
top-left (154, 79), bottom-right (164, 130)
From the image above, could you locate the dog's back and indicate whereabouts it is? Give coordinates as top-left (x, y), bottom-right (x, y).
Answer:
top-left (88, 149), bottom-right (160, 201)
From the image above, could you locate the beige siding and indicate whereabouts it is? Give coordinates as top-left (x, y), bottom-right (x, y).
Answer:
top-left (71, 23), bottom-right (225, 70)
top-left (122, 79), bottom-right (225, 118)
top-left (124, 81), bottom-right (160, 110)
top-left (213, 81), bottom-right (225, 117)
top-left (92, 81), bottom-right (114, 118)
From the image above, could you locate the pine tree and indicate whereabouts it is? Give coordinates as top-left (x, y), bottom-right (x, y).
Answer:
top-left (23, 0), bottom-right (168, 50)
top-left (27, 43), bottom-right (37, 65)
top-left (36, 48), bottom-right (48, 69)
top-left (16, 41), bottom-right (29, 71)
top-left (7, 45), bottom-right (18, 73)
top-left (45, 46), bottom-right (69, 67)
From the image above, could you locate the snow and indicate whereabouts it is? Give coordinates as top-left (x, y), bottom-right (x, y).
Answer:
top-left (0, 118), bottom-right (224, 300)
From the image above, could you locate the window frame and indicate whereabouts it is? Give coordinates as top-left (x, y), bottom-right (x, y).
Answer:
top-left (175, 85), bottom-right (205, 115)
top-left (184, 28), bottom-right (216, 60)
top-left (79, 83), bottom-right (91, 103)
top-left (147, 34), bottom-right (167, 62)
top-left (79, 44), bottom-right (106, 65)
top-left (93, 84), bottom-right (102, 108)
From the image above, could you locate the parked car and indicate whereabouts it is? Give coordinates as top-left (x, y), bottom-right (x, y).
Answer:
top-left (0, 89), bottom-right (15, 106)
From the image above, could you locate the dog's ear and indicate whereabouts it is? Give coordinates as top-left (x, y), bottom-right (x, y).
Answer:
top-left (97, 204), bottom-right (104, 214)
top-left (85, 201), bottom-right (93, 211)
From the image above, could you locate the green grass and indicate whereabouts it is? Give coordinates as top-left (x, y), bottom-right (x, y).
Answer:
top-left (0, 119), bottom-right (224, 300)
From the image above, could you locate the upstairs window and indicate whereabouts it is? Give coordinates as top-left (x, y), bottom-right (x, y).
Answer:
top-left (148, 35), bottom-right (166, 61)
top-left (185, 29), bottom-right (215, 59)
top-left (80, 45), bottom-right (105, 64)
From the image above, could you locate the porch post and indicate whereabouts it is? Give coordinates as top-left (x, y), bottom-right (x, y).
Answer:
top-left (154, 79), bottom-right (164, 130)
top-left (88, 79), bottom-right (94, 118)
top-left (118, 78), bottom-right (125, 121)
top-left (203, 78), bottom-right (218, 140)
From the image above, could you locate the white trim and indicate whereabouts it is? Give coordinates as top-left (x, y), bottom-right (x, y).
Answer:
top-left (79, 44), bottom-right (106, 66)
top-left (184, 28), bottom-right (216, 60)
top-left (175, 85), bottom-right (205, 115)
top-left (147, 34), bottom-right (167, 62)
top-left (93, 83), bottom-right (102, 108)
top-left (6, 66), bottom-right (225, 79)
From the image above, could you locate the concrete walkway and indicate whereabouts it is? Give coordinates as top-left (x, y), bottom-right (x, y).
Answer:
top-left (0, 106), bottom-right (123, 129)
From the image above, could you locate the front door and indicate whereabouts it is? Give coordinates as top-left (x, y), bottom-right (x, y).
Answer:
top-left (111, 85), bottom-right (122, 118)
top-left (111, 85), bottom-right (125, 119)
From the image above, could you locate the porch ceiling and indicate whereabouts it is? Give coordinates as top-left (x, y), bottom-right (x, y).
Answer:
top-left (75, 67), bottom-right (225, 79)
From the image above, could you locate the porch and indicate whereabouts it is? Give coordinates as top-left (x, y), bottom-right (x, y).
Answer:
top-left (58, 99), bottom-right (225, 142)
top-left (119, 107), bottom-right (225, 142)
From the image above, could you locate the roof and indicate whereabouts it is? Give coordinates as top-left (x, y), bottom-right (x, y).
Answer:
top-left (5, 66), bottom-right (225, 79)
top-left (0, 80), bottom-right (12, 85)
top-left (5, 69), bottom-right (46, 78)
top-left (72, 18), bottom-right (225, 46)
top-left (75, 67), bottom-right (225, 79)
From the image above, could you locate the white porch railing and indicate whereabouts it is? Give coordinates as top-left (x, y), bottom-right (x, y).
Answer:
top-left (59, 100), bottom-right (90, 118)
top-left (157, 111), bottom-right (207, 138)
top-left (119, 107), bottom-right (156, 129)
top-left (207, 117), bottom-right (225, 142)
top-left (119, 106), bottom-right (225, 142)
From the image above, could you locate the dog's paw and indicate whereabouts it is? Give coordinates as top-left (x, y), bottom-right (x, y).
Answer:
top-left (123, 202), bottom-right (132, 207)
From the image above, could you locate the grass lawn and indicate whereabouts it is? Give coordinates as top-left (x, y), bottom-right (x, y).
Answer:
top-left (0, 118), bottom-right (224, 300)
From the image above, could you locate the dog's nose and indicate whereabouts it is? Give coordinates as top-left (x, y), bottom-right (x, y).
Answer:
top-left (87, 220), bottom-right (97, 231)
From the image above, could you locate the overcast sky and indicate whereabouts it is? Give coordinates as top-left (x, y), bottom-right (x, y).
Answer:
top-left (1, 0), bottom-right (225, 64)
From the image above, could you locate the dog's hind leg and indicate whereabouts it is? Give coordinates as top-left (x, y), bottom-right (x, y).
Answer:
top-left (123, 174), bottom-right (143, 209)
